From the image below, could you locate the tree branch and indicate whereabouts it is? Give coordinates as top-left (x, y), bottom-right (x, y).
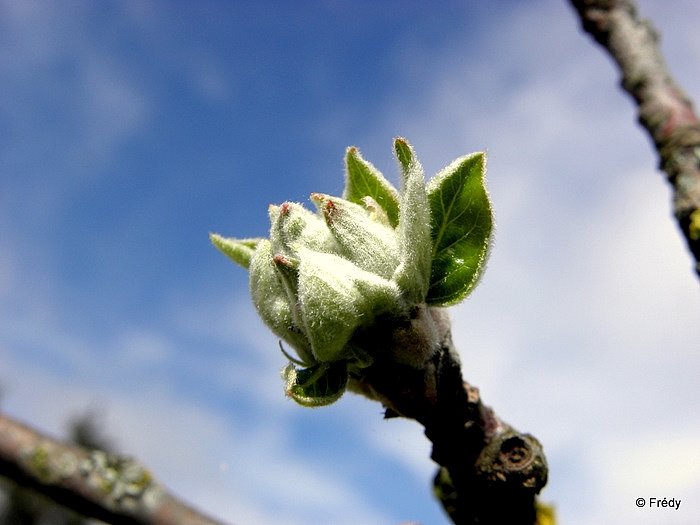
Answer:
top-left (0, 412), bottom-right (229, 525)
top-left (568, 0), bottom-right (700, 279)
top-left (350, 306), bottom-right (548, 525)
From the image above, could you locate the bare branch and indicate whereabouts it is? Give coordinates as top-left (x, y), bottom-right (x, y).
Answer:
top-left (350, 307), bottom-right (547, 525)
top-left (0, 412), bottom-right (230, 525)
top-left (569, 0), bottom-right (700, 279)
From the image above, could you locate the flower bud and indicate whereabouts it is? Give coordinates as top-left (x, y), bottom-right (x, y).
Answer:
top-left (213, 138), bottom-right (493, 407)
top-left (248, 239), bottom-right (314, 366)
top-left (269, 202), bottom-right (339, 258)
top-left (294, 246), bottom-right (403, 362)
top-left (310, 193), bottom-right (399, 280)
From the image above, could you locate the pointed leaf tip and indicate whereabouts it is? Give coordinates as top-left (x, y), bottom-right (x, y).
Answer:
top-left (392, 138), bottom-right (432, 303)
top-left (393, 138), bottom-right (413, 172)
top-left (210, 233), bottom-right (263, 270)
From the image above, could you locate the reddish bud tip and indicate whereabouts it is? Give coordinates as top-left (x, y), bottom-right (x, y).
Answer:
top-left (310, 192), bottom-right (323, 201)
top-left (273, 253), bottom-right (290, 265)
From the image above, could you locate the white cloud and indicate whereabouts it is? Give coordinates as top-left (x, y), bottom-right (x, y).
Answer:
top-left (100, 378), bottom-right (393, 525)
top-left (116, 329), bottom-right (171, 366)
top-left (603, 431), bottom-right (700, 497)
top-left (0, 1), bottom-right (151, 154)
top-left (362, 412), bottom-right (435, 482)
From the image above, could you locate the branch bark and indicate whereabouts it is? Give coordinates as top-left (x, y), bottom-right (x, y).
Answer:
top-left (350, 306), bottom-right (548, 525)
top-left (0, 412), bottom-right (229, 525)
top-left (569, 0), bottom-right (700, 279)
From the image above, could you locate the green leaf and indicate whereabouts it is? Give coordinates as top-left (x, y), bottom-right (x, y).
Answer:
top-left (210, 234), bottom-right (264, 269)
top-left (343, 147), bottom-right (400, 228)
top-left (392, 138), bottom-right (432, 303)
top-left (283, 360), bottom-right (348, 407)
top-left (426, 152), bottom-right (492, 306)
top-left (394, 138), bottom-right (413, 171)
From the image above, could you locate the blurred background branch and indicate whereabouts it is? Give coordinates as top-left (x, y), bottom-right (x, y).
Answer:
top-left (569, 0), bottom-right (700, 279)
top-left (0, 411), bottom-right (227, 525)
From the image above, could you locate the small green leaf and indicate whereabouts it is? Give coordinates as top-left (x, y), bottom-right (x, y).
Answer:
top-left (283, 360), bottom-right (348, 407)
top-left (426, 152), bottom-right (492, 306)
top-left (392, 138), bottom-right (432, 303)
top-left (210, 234), bottom-right (263, 269)
top-left (343, 147), bottom-right (400, 228)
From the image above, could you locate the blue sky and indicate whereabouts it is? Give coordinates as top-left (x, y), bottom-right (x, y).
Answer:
top-left (2, 1), bottom-right (700, 524)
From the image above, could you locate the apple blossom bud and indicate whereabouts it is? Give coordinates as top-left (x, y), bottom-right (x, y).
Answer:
top-left (294, 246), bottom-right (403, 362)
top-left (248, 239), bottom-right (314, 366)
top-left (310, 193), bottom-right (399, 280)
top-left (269, 201), bottom-right (339, 258)
top-left (212, 138), bottom-right (493, 407)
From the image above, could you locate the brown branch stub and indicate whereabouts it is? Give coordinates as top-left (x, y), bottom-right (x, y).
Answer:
top-left (569, 0), bottom-right (700, 277)
top-left (474, 432), bottom-right (548, 491)
top-left (0, 412), bottom-right (229, 525)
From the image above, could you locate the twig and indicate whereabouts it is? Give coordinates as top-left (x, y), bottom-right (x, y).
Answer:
top-left (0, 411), bottom-right (229, 525)
top-left (350, 307), bottom-right (548, 525)
top-left (569, 0), bottom-right (700, 278)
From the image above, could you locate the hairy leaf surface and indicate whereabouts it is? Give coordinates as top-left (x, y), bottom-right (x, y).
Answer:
top-left (343, 146), bottom-right (400, 227)
top-left (283, 361), bottom-right (348, 407)
top-left (426, 152), bottom-right (492, 306)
